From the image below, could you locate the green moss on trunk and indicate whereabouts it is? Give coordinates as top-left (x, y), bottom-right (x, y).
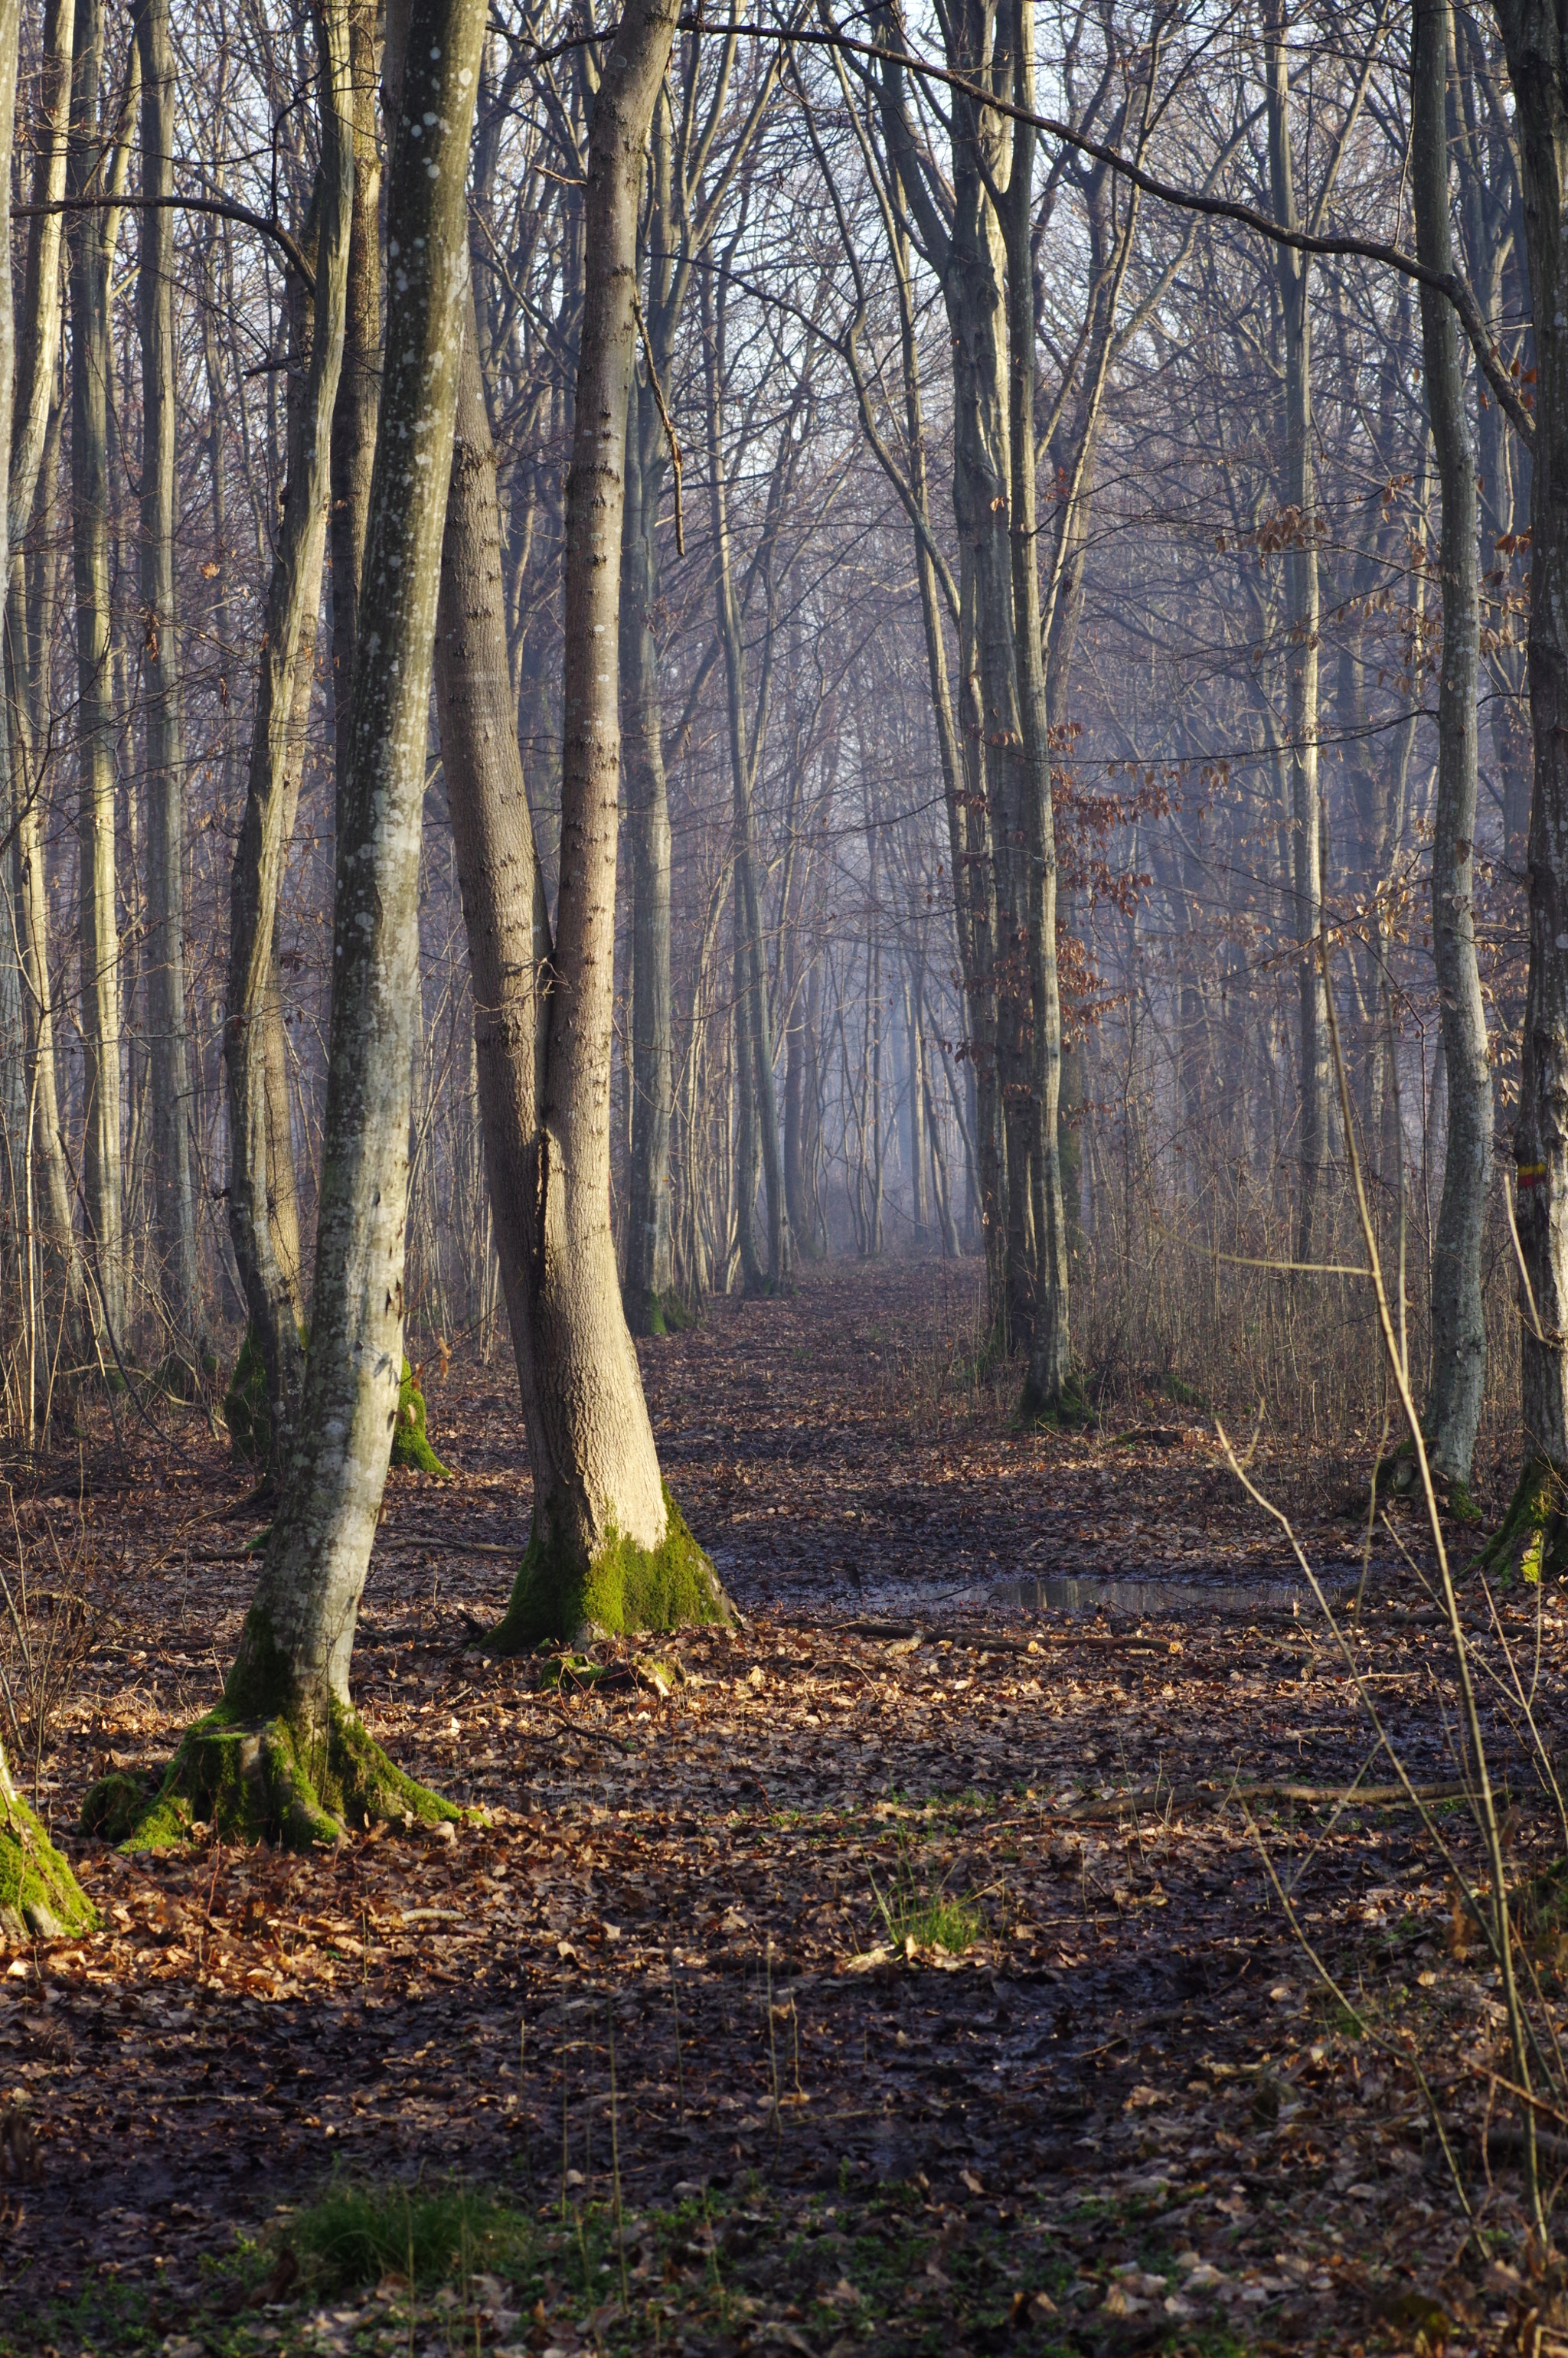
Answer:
top-left (492, 1482), bottom-right (733, 1653)
top-left (1018, 1367), bottom-right (1096, 1431)
top-left (390, 1357), bottom-right (449, 1475)
top-left (223, 1324), bottom-right (271, 1463)
top-left (83, 1605), bottom-right (459, 1853)
top-left (1, 1780), bottom-right (96, 1940)
top-left (1473, 1455), bottom-right (1568, 1583)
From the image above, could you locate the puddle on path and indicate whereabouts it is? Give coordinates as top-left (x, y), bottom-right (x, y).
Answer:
top-left (991, 1573), bottom-right (1359, 1618)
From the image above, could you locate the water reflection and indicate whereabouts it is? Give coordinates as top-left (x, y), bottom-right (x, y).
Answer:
top-left (994, 1573), bottom-right (1357, 1618)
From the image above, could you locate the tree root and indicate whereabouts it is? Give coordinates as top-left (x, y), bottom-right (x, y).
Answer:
top-left (1018, 1367), bottom-right (1098, 1432)
top-left (83, 1695), bottom-right (459, 1854)
top-left (1, 1769), bottom-right (96, 1940)
top-left (492, 1481), bottom-right (734, 1653)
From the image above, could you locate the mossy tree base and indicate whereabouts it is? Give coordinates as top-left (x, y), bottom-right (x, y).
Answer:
top-left (1, 1778), bottom-right (96, 1941)
top-left (390, 1357), bottom-right (449, 1475)
top-left (1018, 1368), bottom-right (1097, 1431)
top-left (1368, 1436), bottom-right (1482, 1525)
top-left (83, 1694), bottom-right (459, 1855)
top-left (492, 1481), bottom-right (733, 1653)
top-left (1472, 1455), bottom-right (1568, 1584)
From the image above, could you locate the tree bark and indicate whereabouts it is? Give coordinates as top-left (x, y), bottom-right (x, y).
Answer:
top-left (620, 364), bottom-right (675, 1329)
top-left (436, 0), bottom-right (729, 1645)
top-left (1264, 0), bottom-right (1330, 1260)
top-left (224, 5), bottom-right (353, 1467)
top-left (1491, 0), bottom-right (1568, 1566)
top-left (136, 0), bottom-right (202, 1360)
top-left (1003, 0), bottom-right (1073, 1416)
top-left (68, 0), bottom-right (127, 1341)
top-left (1414, 0), bottom-right (1491, 1488)
top-left (122, 0), bottom-right (488, 1850)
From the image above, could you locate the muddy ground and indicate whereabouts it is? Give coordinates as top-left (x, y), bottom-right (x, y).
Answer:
top-left (1, 1262), bottom-right (1563, 2356)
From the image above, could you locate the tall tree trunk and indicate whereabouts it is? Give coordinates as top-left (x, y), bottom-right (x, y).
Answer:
top-left (110, 0), bottom-right (482, 1853)
top-left (1265, 0), bottom-right (1330, 1260)
top-left (437, 0), bottom-right (730, 1647)
top-left (328, 0), bottom-right (381, 777)
top-left (1004, 0), bottom-right (1073, 1416)
top-left (69, 0), bottom-right (127, 1341)
top-left (1414, 0), bottom-right (1491, 1487)
top-left (0, 0), bottom-right (91, 1925)
top-left (136, 0), bottom-right (202, 1361)
top-left (620, 368), bottom-right (675, 1330)
top-left (702, 280), bottom-right (792, 1295)
top-left (5, 0), bottom-right (80, 1355)
top-left (1491, 0), bottom-right (1568, 1575)
top-left (224, 15), bottom-right (353, 1468)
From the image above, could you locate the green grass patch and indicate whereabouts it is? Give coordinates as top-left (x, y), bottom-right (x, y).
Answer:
top-left (288, 2177), bottom-right (531, 2294)
top-left (869, 1843), bottom-right (983, 1952)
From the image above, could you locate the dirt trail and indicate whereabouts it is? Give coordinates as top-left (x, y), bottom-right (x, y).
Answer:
top-left (0, 1262), bottom-right (1558, 2353)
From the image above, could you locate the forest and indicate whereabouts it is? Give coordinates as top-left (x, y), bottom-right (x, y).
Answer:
top-left (2, 0), bottom-right (1568, 2348)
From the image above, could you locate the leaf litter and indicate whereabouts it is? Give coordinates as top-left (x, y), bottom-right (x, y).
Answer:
top-left (1, 1262), bottom-right (1566, 2355)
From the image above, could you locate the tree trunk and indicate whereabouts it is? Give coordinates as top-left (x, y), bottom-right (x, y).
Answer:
top-left (107, 0), bottom-right (483, 1853)
top-left (702, 278), bottom-right (792, 1295)
top-left (224, 15), bottom-right (354, 1469)
top-left (1265, 0), bottom-right (1330, 1260)
top-left (620, 367), bottom-right (675, 1331)
top-left (1004, 0), bottom-right (1073, 1418)
top-left (5, 0), bottom-right (80, 1359)
top-left (136, 0), bottom-right (202, 1363)
top-left (436, 0), bottom-right (729, 1648)
top-left (1491, 0), bottom-right (1568, 1570)
top-left (69, 0), bottom-right (127, 1341)
top-left (1414, 0), bottom-right (1491, 1488)
top-left (328, 0), bottom-right (381, 778)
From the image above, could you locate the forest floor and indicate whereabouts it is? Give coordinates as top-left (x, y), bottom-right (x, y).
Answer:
top-left (2, 1259), bottom-right (1566, 2358)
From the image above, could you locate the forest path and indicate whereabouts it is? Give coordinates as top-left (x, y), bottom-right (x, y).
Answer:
top-left (1, 1259), bottom-right (1555, 2353)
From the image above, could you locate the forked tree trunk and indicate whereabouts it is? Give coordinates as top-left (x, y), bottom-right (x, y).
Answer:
top-left (224, 5), bottom-right (353, 1468)
top-left (1414, 0), bottom-right (1491, 1489)
top-left (103, 0), bottom-right (485, 1853)
top-left (136, 0), bottom-right (202, 1360)
top-left (69, 0), bottom-right (127, 1341)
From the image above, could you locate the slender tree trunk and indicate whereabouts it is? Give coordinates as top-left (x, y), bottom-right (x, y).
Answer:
top-left (732, 864), bottom-right (764, 1289)
top-left (5, 0), bottom-right (80, 1351)
top-left (1004, 0), bottom-right (1073, 1414)
top-left (0, 0), bottom-right (91, 1925)
top-left (69, 0), bottom-right (127, 1340)
top-left (136, 0), bottom-right (202, 1359)
top-left (620, 370), bottom-right (675, 1330)
top-left (328, 0), bottom-right (381, 776)
top-left (224, 15), bottom-right (353, 1467)
top-left (1265, 1), bottom-right (1330, 1260)
top-left (702, 284), bottom-right (791, 1294)
top-left (1414, 0), bottom-right (1491, 1486)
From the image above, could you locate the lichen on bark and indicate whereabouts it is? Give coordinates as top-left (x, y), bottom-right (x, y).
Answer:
top-left (1, 1755), bottom-right (96, 1940)
top-left (493, 1482), bottom-right (733, 1651)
